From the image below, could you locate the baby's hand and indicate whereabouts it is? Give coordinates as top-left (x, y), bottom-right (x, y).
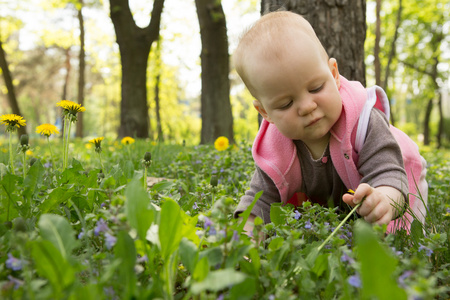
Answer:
top-left (342, 184), bottom-right (403, 225)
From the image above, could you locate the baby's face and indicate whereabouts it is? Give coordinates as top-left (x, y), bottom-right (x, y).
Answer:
top-left (246, 32), bottom-right (342, 149)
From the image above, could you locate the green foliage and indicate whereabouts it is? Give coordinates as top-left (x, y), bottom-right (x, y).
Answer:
top-left (0, 137), bottom-right (449, 299)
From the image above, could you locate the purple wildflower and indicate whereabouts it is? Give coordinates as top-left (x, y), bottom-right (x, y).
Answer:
top-left (232, 230), bottom-right (240, 242)
top-left (94, 218), bottom-right (109, 236)
top-left (391, 247), bottom-right (403, 256)
top-left (209, 226), bottom-right (217, 236)
top-left (192, 202), bottom-right (199, 210)
top-left (398, 270), bottom-right (413, 288)
top-left (6, 253), bottom-right (22, 271)
top-left (105, 233), bottom-right (117, 250)
top-left (268, 295), bottom-right (275, 300)
top-left (44, 162), bottom-right (52, 168)
top-left (137, 255), bottom-right (148, 264)
top-left (203, 216), bottom-right (213, 230)
top-left (348, 274), bottom-right (361, 288)
top-left (78, 228), bottom-right (85, 239)
top-left (294, 210), bottom-right (302, 220)
top-left (340, 253), bottom-right (355, 264)
top-left (217, 294), bottom-right (224, 300)
top-left (418, 243), bottom-right (433, 257)
top-left (304, 220), bottom-right (312, 229)
top-left (7, 275), bottom-right (23, 290)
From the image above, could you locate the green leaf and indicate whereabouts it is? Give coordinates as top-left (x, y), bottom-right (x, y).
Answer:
top-left (114, 231), bottom-right (137, 299)
top-left (125, 179), bottom-right (155, 240)
top-left (193, 256), bottom-right (210, 282)
top-left (410, 219), bottom-right (424, 247)
top-left (270, 202), bottom-right (284, 226)
top-left (151, 180), bottom-right (175, 192)
top-left (30, 240), bottom-right (76, 291)
top-left (191, 269), bottom-right (247, 295)
top-left (159, 198), bottom-right (183, 260)
top-left (40, 187), bottom-right (76, 214)
top-left (179, 238), bottom-right (199, 274)
top-left (354, 220), bottom-right (407, 300)
top-left (38, 214), bottom-right (79, 260)
top-left (311, 253), bottom-right (329, 277)
top-left (229, 276), bottom-right (257, 300)
top-left (23, 159), bottom-right (45, 198)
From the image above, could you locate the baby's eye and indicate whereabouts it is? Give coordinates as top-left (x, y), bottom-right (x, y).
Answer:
top-left (310, 84), bottom-right (324, 93)
top-left (279, 100), bottom-right (293, 110)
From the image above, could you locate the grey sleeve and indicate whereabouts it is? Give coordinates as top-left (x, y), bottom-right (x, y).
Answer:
top-left (357, 108), bottom-right (409, 198)
top-left (233, 166), bottom-right (281, 224)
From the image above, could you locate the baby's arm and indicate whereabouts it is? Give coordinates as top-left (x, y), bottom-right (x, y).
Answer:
top-left (342, 183), bottom-right (404, 225)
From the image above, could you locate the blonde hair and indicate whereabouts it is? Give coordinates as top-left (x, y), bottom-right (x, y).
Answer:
top-left (233, 11), bottom-right (328, 94)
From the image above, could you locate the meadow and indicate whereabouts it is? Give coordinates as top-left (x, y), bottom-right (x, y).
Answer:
top-left (0, 114), bottom-right (449, 299)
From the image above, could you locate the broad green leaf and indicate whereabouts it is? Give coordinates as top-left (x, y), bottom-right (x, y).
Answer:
top-left (354, 220), bottom-right (407, 300)
top-left (114, 231), bottom-right (137, 299)
top-left (191, 269), bottom-right (247, 295)
top-left (410, 219), bottom-right (424, 247)
top-left (268, 236), bottom-right (284, 251)
top-left (30, 240), bottom-right (76, 291)
top-left (23, 159), bottom-right (45, 198)
top-left (192, 256), bottom-right (209, 282)
top-left (229, 277), bottom-right (257, 300)
top-left (38, 214), bottom-right (79, 260)
top-left (179, 238), bottom-right (198, 274)
top-left (125, 179), bottom-right (155, 240)
top-left (151, 180), bottom-right (175, 192)
top-left (270, 202), bottom-right (284, 226)
top-left (40, 187), bottom-right (76, 214)
top-left (159, 198), bottom-right (183, 260)
top-left (312, 253), bottom-right (329, 277)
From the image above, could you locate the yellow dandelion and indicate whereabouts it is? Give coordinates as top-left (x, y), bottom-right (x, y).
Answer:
top-left (1, 114), bottom-right (26, 131)
top-left (214, 136), bottom-right (229, 151)
top-left (85, 143), bottom-right (93, 150)
top-left (26, 150), bottom-right (33, 156)
top-left (121, 136), bottom-right (135, 145)
top-left (56, 100), bottom-right (86, 115)
top-left (89, 137), bottom-right (104, 149)
top-left (36, 123), bottom-right (60, 137)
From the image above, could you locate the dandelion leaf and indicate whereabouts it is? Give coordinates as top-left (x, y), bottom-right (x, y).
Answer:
top-left (159, 198), bottom-right (183, 260)
top-left (191, 268), bottom-right (247, 295)
top-left (125, 179), bottom-right (155, 240)
top-left (354, 220), bottom-right (407, 300)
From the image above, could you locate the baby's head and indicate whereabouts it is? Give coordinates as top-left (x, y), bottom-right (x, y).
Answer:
top-left (233, 11), bottom-right (342, 144)
top-left (234, 11), bottom-right (331, 98)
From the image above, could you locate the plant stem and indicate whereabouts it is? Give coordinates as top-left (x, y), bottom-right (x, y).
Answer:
top-left (47, 136), bottom-right (54, 170)
top-left (143, 166), bottom-right (148, 189)
top-left (62, 116), bottom-right (67, 170)
top-left (9, 131), bottom-right (14, 175)
top-left (98, 152), bottom-right (104, 172)
top-left (65, 119), bottom-right (72, 169)
top-left (318, 202), bottom-right (362, 251)
top-left (22, 152), bottom-right (26, 180)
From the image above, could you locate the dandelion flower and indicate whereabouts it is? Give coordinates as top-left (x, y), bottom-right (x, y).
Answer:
top-left (1, 114), bottom-right (26, 131)
top-left (56, 100), bottom-right (86, 116)
top-left (121, 136), bottom-right (135, 145)
top-left (214, 136), bottom-right (229, 151)
top-left (36, 123), bottom-right (59, 137)
top-left (89, 137), bottom-right (104, 150)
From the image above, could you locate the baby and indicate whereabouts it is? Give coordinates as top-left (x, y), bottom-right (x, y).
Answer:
top-left (232, 11), bottom-right (418, 234)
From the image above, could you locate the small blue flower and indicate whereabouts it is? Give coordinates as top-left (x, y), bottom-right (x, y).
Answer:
top-left (216, 294), bottom-right (224, 300)
top-left (209, 226), bottom-right (217, 236)
top-left (7, 275), bottom-right (23, 290)
top-left (268, 295), bottom-right (275, 300)
top-left (294, 210), bottom-right (302, 220)
top-left (105, 233), bottom-right (117, 250)
top-left (340, 253), bottom-right (355, 264)
top-left (418, 243), bottom-right (433, 257)
top-left (192, 202), bottom-right (199, 210)
top-left (304, 220), bottom-right (312, 229)
top-left (6, 253), bottom-right (22, 271)
top-left (78, 228), bottom-right (85, 239)
top-left (44, 162), bottom-right (52, 168)
top-left (348, 274), bottom-right (361, 288)
top-left (232, 230), bottom-right (240, 242)
top-left (94, 218), bottom-right (109, 236)
top-left (203, 216), bottom-right (213, 230)
top-left (398, 270), bottom-right (413, 288)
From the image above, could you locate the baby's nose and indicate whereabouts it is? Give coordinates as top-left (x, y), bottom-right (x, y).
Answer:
top-left (298, 99), bottom-right (317, 116)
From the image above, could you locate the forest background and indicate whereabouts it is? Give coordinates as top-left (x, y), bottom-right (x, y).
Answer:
top-left (0, 0), bottom-right (449, 148)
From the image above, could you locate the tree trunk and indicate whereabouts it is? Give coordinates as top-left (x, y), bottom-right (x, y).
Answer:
top-left (109, 0), bottom-right (165, 138)
top-left (195, 0), bottom-right (234, 144)
top-left (374, 0), bottom-right (381, 86)
top-left (436, 92), bottom-right (443, 148)
top-left (261, 0), bottom-right (366, 85)
top-left (154, 73), bottom-right (163, 142)
top-left (423, 98), bottom-right (433, 145)
top-left (382, 0), bottom-right (403, 126)
top-left (0, 38), bottom-right (27, 137)
top-left (76, 0), bottom-right (86, 138)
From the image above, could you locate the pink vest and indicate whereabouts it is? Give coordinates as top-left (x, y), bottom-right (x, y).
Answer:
top-left (252, 76), bottom-right (427, 231)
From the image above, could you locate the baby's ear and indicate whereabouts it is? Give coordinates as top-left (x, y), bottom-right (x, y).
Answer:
top-left (253, 100), bottom-right (273, 123)
top-left (328, 58), bottom-right (340, 89)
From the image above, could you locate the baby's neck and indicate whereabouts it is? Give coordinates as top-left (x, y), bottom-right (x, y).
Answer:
top-left (302, 134), bottom-right (330, 160)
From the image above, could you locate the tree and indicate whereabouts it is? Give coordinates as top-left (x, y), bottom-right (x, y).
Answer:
top-left (260, 0), bottom-right (366, 85)
top-left (195, 0), bottom-right (234, 144)
top-left (75, 0), bottom-right (86, 137)
top-left (109, 0), bottom-right (165, 138)
top-left (0, 37), bottom-right (27, 137)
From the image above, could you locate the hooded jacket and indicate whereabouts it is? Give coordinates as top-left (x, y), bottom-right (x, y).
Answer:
top-left (252, 76), bottom-right (427, 231)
